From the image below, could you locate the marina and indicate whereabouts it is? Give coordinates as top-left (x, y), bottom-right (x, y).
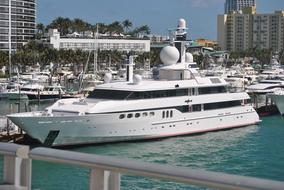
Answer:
top-left (5, 19), bottom-right (261, 147)
top-left (0, 0), bottom-right (284, 189)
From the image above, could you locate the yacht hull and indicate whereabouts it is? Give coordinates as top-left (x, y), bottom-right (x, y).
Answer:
top-left (268, 94), bottom-right (284, 115)
top-left (8, 106), bottom-right (260, 146)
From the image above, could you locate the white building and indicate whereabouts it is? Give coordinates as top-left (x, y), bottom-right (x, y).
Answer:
top-left (48, 29), bottom-right (150, 52)
top-left (218, 7), bottom-right (284, 52)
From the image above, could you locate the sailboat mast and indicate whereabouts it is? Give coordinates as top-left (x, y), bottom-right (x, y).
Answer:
top-left (93, 25), bottom-right (98, 74)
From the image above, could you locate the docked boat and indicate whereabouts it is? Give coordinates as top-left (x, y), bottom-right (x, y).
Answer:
top-left (268, 89), bottom-right (284, 115)
top-left (246, 79), bottom-right (284, 95)
top-left (27, 85), bottom-right (65, 100)
top-left (7, 19), bottom-right (260, 146)
top-left (5, 83), bottom-right (44, 100)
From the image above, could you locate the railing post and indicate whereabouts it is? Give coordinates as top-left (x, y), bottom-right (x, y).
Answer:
top-left (89, 169), bottom-right (120, 190)
top-left (105, 171), bottom-right (120, 190)
top-left (90, 168), bottom-right (105, 190)
top-left (2, 144), bottom-right (31, 189)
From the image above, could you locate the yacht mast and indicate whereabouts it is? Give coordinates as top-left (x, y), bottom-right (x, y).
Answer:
top-left (93, 25), bottom-right (98, 74)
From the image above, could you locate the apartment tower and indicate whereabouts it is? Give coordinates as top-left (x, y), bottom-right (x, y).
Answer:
top-left (218, 6), bottom-right (284, 52)
top-left (0, 0), bottom-right (36, 51)
top-left (225, 0), bottom-right (256, 14)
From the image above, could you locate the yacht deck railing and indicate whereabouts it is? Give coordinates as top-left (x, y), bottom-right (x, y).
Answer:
top-left (0, 142), bottom-right (284, 190)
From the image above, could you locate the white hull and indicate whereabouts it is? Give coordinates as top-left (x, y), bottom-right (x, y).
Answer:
top-left (268, 94), bottom-right (284, 115)
top-left (0, 92), bottom-right (28, 100)
top-left (8, 106), bottom-right (260, 146)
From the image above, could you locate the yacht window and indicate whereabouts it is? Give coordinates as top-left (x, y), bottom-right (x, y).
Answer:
top-left (198, 86), bottom-right (226, 95)
top-left (176, 106), bottom-right (189, 113)
top-left (142, 112), bottom-right (148, 117)
top-left (162, 111), bottom-right (165, 118)
top-left (127, 89), bottom-right (189, 100)
top-left (88, 89), bottom-right (131, 100)
top-left (192, 105), bottom-right (202, 112)
top-left (149, 112), bottom-right (155, 117)
top-left (204, 101), bottom-right (242, 111)
top-left (135, 113), bottom-right (140, 118)
top-left (166, 111), bottom-right (169, 118)
top-left (127, 113), bottom-right (133, 118)
top-left (119, 114), bottom-right (125, 119)
top-left (170, 110), bottom-right (173, 117)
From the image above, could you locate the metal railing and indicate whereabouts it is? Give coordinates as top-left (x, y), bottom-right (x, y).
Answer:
top-left (1, 142), bottom-right (284, 190)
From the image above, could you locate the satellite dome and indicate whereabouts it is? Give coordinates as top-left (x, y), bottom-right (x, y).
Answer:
top-left (104, 73), bottom-right (112, 83)
top-left (160, 46), bottom-right (180, 66)
top-left (185, 52), bottom-right (194, 63)
top-left (178, 18), bottom-right (187, 29)
top-left (133, 74), bottom-right (142, 85)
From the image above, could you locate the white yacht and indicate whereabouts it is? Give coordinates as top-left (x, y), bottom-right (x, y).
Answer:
top-left (27, 85), bottom-right (66, 100)
top-left (5, 83), bottom-right (44, 100)
top-left (268, 89), bottom-right (284, 115)
top-left (8, 19), bottom-right (260, 146)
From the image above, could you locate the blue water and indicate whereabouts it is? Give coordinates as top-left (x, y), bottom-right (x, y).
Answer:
top-left (0, 100), bottom-right (284, 189)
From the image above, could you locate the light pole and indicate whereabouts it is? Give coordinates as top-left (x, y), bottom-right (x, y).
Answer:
top-left (8, 0), bottom-right (12, 78)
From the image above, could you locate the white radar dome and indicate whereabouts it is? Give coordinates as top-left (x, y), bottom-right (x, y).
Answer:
top-left (160, 46), bottom-right (180, 66)
top-left (178, 18), bottom-right (186, 29)
top-left (133, 74), bottom-right (142, 85)
top-left (104, 73), bottom-right (112, 83)
top-left (185, 52), bottom-right (194, 63)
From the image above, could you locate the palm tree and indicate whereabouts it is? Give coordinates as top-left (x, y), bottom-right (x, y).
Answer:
top-left (36, 23), bottom-right (45, 39)
top-left (47, 17), bottom-right (72, 36)
top-left (122, 20), bottom-right (133, 34)
top-left (0, 51), bottom-right (8, 67)
top-left (72, 18), bottom-right (87, 33)
top-left (107, 21), bottom-right (123, 36)
top-left (132, 25), bottom-right (151, 37)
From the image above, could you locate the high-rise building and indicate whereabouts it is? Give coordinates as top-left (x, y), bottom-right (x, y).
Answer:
top-left (0, 0), bottom-right (36, 51)
top-left (225, 0), bottom-right (256, 14)
top-left (218, 7), bottom-right (284, 52)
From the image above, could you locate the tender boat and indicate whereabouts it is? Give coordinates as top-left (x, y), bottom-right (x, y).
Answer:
top-left (7, 19), bottom-right (260, 146)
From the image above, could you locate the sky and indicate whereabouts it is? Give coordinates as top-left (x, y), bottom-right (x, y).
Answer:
top-left (37, 0), bottom-right (284, 40)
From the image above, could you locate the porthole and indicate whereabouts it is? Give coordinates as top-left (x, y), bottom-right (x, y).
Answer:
top-left (142, 112), bottom-right (148, 117)
top-left (135, 113), bottom-right (140, 118)
top-left (127, 113), bottom-right (133, 118)
top-left (150, 112), bottom-right (155, 116)
top-left (119, 114), bottom-right (125, 119)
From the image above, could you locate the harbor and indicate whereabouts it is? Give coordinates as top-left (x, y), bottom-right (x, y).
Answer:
top-left (0, 0), bottom-right (284, 189)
